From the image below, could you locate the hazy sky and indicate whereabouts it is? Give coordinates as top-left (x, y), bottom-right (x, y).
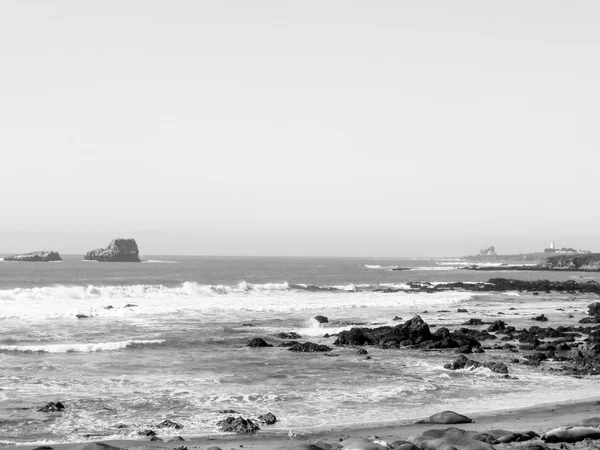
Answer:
top-left (1, 1), bottom-right (599, 257)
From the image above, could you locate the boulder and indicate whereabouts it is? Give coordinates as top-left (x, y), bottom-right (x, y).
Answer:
top-left (444, 355), bottom-right (508, 374)
top-left (532, 314), bottom-right (548, 322)
top-left (258, 412), bottom-right (277, 424)
top-left (247, 338), bottom-right (273, 348)
top-left (314, 315), bottom-right (329, 324)
top-left (275, 332), bottom-right (302, 339)
top-left (38, 401), bottom-right (65, 412)
top-left (288, 342), bottom-right (332, 352)
top-left (4, 251), bottom-right (62, 262)
top-left (84, 238), bottom-right (141, 262)
top-left (217, 416), bottom-right (260, 434)
top-left (156, 419), bottom-right (183, 429)
top-left (479, 246), bottom-right (498, 257)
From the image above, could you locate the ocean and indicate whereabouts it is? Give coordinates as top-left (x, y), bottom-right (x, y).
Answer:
top-left (1, 255), bottom-right (599, 445)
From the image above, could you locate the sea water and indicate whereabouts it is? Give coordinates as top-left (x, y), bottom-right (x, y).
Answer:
top-left (1, 255), bottom-right (599, 445)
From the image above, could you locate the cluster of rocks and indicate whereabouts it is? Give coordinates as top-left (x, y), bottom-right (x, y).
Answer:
top-left (334, 315), bottom-right (482, 352)
top-left (4, 251), bottom-right (62, 262)
top-left (4, 238), bottom-right (142, 263)
top-left (216, 411), bottom-right (278, 434)
top-left (407, 278), bottom-right (600, 295)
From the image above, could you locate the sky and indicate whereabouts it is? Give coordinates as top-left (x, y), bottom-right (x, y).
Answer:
top-left (1, 1), bottom-right (599, 257)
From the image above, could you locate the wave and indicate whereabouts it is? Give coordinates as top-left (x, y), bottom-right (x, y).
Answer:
top-left (142, 260), bottom-right (178, 264)
top-left (0, 339), bottom-right (165, 353)
top-left (363, 264), bottom-right (406, 270)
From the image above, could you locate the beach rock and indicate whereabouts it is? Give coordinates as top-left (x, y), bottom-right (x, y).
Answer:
top-left (247, 338), bottom-right (273, 347)
top-left (38, 401), bottom-right (65, 412)
top-left (149, 436), bottom-right (162, 441)
top-left (275, 332), bottom-right (302, 339)
top-left (288, 342), bottom-right (332, 352)
top-left (416, 411), bottom-right (473, 424)
top-left (84, 238), bottom-right (141, 262)
top-left (541, 426), bottom-right (600, 443)
top-left (457, 308), bottom-right (468, 313)
top-left (219, 409), bottom-right (237, 413)
top-left (444, 355), bottom-right (509, 374)
top-left (314, 315), bottom-right (329, 324)
top-left (217, 416), bottom-right (260, 434)
top-left (137, 429), bottom-right (156, 436)
top-left (393, 316), bottom-right (403, 320)
top-left (156, 419), bottom-right (183, 429)
top-left (463, 318), bottom-right (485, 326)
top-left (76, 314), bottom-right (91, 319)
top-left (356, 348), bottom-right (368, 355)
top-left (487, 320), bottom-right (506, 332)
top-left (588, 302), bottom-right (600, 317)
top-left (532, 314), bottom-right (548, 322)
top-left (258, 412), bottom-right (277, 424)
top-left (4, 251), bottom-right (62, 262)
top-left (173, 447), bottom-right (187, 450)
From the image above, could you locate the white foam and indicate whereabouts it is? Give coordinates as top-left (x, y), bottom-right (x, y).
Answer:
top-left (0, 339), bottom-right (165, 353)
top-left (142, 260), bottom-right (178, 264)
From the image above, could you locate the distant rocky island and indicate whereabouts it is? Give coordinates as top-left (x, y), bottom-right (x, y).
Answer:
top-left (464, 243), bottom-right (592, 262)
top-left (3, 251), bottom-right (62, 262)
top-left (463, 252), bottom-right (600, 272)
top-left (84, 238), bottom-right (141, 262)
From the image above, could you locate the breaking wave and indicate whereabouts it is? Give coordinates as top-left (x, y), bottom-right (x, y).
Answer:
top-left (0, 339), bottom-right (165, 353)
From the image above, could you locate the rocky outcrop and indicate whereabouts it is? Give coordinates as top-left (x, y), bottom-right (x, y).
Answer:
top-left (84, 238), bottom-right (140, 262)
top-left (247, 338), bottom-right (273, 348)
top-left (479, 246), bottom-right (497, 257)
top-left (4, 251), bottom-right (62, 262)
top-left (217, 416), bottom-right (260, 434)
top-left (541, 253), bottom-right (600, 271)
top-left (288, 342), bottom-right (332, 352)
top-left (334, 316), bottom-right (482, 350)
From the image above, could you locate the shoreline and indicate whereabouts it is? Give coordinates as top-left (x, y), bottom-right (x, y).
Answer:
top-left (6, 397), bottom-right (600, 450)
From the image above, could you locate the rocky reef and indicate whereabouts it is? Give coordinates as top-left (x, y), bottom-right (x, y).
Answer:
top-left (4, 251), bottom-right (62, 262)
top-left (84, 238), bottom-right (141, 262)
top-left (541, 253), bottom-right (600, 270)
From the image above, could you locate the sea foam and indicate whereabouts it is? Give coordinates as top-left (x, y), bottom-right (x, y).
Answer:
top-left (0, 339), bottom-right (165, 353)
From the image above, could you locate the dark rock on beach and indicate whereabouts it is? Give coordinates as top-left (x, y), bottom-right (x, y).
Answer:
top-left (314, 315), bottom-right (329, 324)
top-left (84, 238), bottom-right (141, 262)
top-left (258, 412), bottom-right (277, 424)
top-left (217, 416), bottom-right (260, 434)
top-left (4, 251), bottom-right (62, 262)
top-left (38, 401), bottom-right (65, 412)
top-left (247, 338), bottom-right (273, 348)
top-left (156, 419), bottom-right (183, 429)
top-left (532, 314), bottom-right (548, 322)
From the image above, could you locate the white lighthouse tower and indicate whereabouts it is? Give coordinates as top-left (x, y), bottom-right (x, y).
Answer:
top-left (550, 241), bottom-right (555, 250)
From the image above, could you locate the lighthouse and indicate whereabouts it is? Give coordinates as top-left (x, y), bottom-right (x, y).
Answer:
top-left (550, 241), bottom-right (555, 250)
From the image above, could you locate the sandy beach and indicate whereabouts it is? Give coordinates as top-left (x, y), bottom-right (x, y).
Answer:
top-left (8, 397), bottom-right (600, 450)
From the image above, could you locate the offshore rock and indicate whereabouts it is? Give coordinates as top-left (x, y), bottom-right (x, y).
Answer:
top-left (38, 401), bottom-right (65, 412)
top-left (479, 246), bottom-right (498, 257)
top-left (288, 342), bottom-right (332, 352)
top-left (444, 355), bottom-right (509, 374)
top-left (541, 253), bottom-right (600, 271)
top-left (258, 412), bottom-right (277, 425)
top-left (84, 238), bottom-right (140, 262)
top-left (247, 338), bottom-right (273, 348)
top-left (4, 251), bottom-right (62, 262)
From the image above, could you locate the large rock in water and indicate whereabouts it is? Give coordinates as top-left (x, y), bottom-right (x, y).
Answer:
top-left (479, 246), bottom-right (497, 257)
top-left (4, 251), bottom-right (62, 262)
top-left (84, 239), bottom-right (140, 262)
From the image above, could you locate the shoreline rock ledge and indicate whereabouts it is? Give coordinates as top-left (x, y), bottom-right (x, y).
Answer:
top-left (4, 251), bottom-right (62, 262)
top-left (84, 238), bottom-right (141, 262)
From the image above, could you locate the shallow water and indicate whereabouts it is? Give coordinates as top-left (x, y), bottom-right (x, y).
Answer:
top-left (0, 256), bottom-right (598, 445)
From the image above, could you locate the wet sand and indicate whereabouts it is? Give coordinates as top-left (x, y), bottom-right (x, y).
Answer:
top-left (8, 397), bottom-right (600, 450)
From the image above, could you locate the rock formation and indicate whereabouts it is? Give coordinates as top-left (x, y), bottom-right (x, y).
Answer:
top-left (4, 251), bottom-right (62, 262)
top-left (541, 253), bottom-right (600, 271)
top-left (84, 238), bottom-right (140, 262)
top-left (479, 246), bottom-right (497, 257)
